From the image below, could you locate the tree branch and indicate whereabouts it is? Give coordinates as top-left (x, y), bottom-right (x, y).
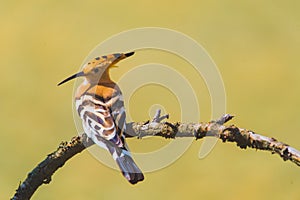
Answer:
top-left (11, 114), bottom-right (300, 200)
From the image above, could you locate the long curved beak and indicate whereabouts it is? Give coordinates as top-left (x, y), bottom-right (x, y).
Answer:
top-left (124, 51), bottom-right (135, 57)
top-left (57, 71), bottom-right (84, 86)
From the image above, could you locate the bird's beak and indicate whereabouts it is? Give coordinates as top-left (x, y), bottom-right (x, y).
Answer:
top-left (110, 51), bottom-right (135, 67)
top-left (124, 51), bottom-right (135, 58)
top-left (57, 71), bottom-right (84, 86)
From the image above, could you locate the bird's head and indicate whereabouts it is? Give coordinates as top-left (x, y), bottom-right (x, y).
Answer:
top-left (58, 52), bottom-right (134, 86)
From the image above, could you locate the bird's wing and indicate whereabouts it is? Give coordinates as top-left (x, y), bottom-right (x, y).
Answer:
top-left (110, 93), bottom-right (127, 136)
top-left (76, 90), bottom-right (144, 185)
top-left (76, 94), bottom-right (116, 138)
top-left (76, 93), bottom-right (126, 147)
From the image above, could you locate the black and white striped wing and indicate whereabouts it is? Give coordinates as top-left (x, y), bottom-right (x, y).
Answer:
top-left (75, 91), bottom-right (144, 184)
top-left (76, 94), bottom-right (117, 143)
top-left (110, 93), bottom-right (127, 137)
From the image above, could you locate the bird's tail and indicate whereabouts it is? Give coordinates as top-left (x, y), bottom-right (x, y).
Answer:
top-left (106, 142), bottom-right (144, 184)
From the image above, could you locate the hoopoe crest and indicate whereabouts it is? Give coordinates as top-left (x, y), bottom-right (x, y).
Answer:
top-left (58, 52), bottom-right (144, 184)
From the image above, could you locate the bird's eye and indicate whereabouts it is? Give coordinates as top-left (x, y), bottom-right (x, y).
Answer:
top-left (93, 68), bottom-right (99, 73)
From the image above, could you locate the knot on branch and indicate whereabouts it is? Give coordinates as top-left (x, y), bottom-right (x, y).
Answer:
top-left (267, 138), bottom-right (292, 161)
top-left (54, 136), bottom-right (82, 157)
top-left (221, 125), bottom-right (249, 149)
top-left (194, 124), bottom-right (208, 140)
top-left (42, 177), bottom-right (51, 184)
top-left (161, 122), bottom-right (179, 138)
top-left (282, 147), bottom-right (291, 161)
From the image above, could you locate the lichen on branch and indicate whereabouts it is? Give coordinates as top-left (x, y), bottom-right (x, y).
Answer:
top-left (11, 114), bottom-right (300, 200)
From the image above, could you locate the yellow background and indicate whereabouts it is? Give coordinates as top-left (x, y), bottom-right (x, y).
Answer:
top-left (1, 1), bottom-right (300, 199)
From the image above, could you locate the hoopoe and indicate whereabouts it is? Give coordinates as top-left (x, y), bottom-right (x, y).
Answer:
top-left (58, 52), bottom-right (144, 184)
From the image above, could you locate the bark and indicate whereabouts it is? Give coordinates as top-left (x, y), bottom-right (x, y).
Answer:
top-left (11, 114), bottom-right (300, 200)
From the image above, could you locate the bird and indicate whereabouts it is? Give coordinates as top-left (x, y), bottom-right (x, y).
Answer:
top-left (58, 52), bottom-right (144, 184)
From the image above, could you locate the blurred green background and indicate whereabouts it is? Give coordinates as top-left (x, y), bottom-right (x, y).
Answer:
top-left (1, 0), bottom-right (300, 199)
